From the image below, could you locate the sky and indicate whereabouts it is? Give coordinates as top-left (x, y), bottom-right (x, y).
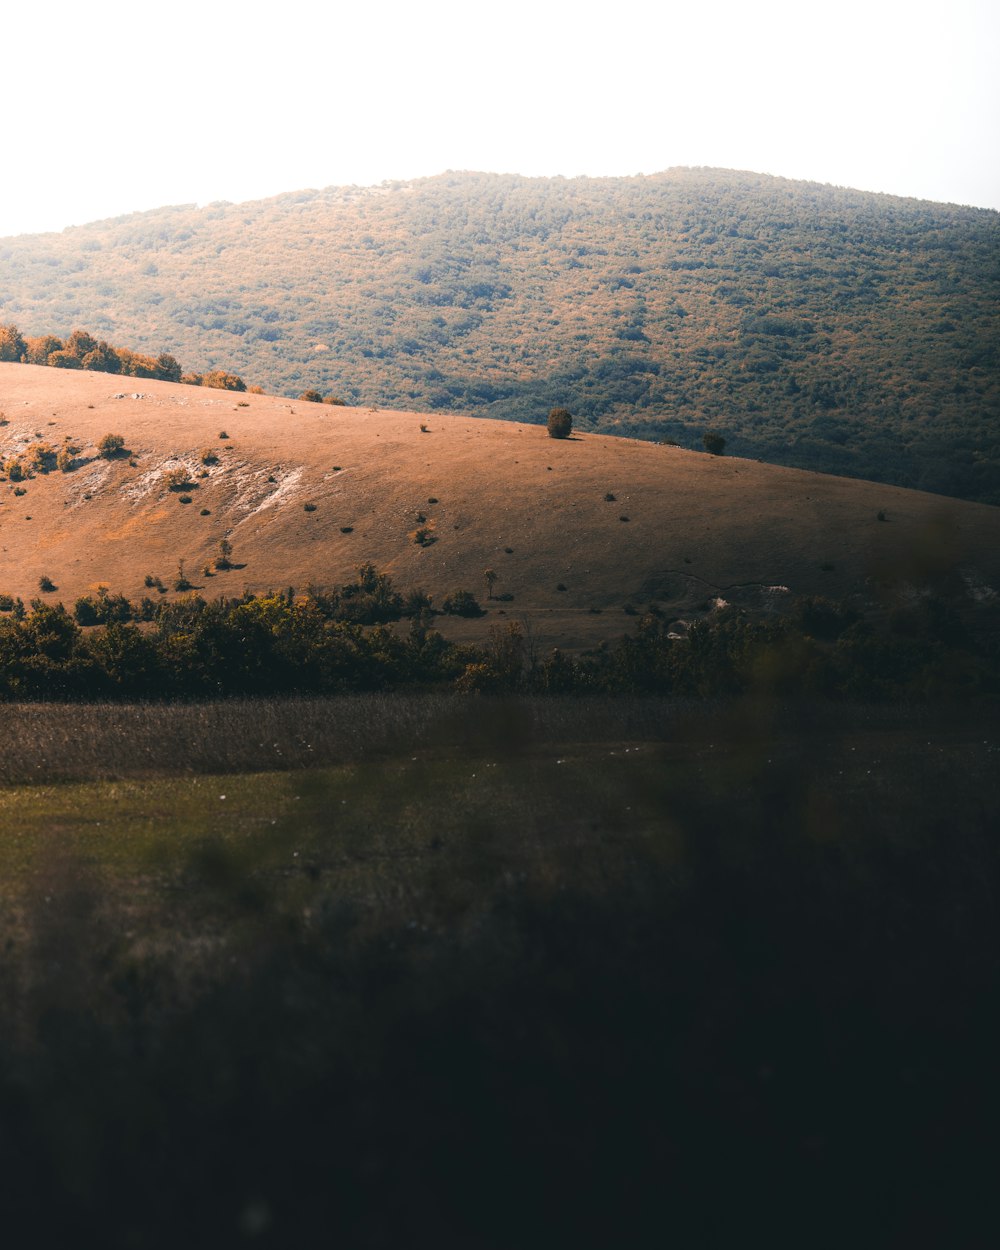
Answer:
top-left (2, 0), bottom-right (997, 238)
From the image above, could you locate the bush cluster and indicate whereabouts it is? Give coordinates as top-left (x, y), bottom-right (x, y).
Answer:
top-left (0, 573), bottom-right (994, 702)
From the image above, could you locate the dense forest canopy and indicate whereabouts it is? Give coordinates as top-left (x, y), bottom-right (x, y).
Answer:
top-left (1, 169), bottom-right (997, 502)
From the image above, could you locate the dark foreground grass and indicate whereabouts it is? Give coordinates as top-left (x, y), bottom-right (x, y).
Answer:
top-left (0, 697), bottom-right (998, 1248)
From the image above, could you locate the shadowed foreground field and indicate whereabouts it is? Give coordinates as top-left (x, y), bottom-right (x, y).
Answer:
top-left (0, 696), bottom-right (998, 1248)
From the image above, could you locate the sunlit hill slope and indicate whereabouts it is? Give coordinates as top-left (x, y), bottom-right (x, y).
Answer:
top-left (2, 365), bottom-right (998, 652)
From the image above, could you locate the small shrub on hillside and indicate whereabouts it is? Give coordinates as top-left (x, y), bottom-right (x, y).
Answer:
top-left (218, 431), bottom-right (229, 439)
top-left (304, 502), bottom-right (317, 512)
top-left (702, 432), bottom-right (726, 456)
top-left (13, 486), bottom-right (26, 496)
top-left (547, 408), bottom-right (573, 439)
top-left (173, 561), bottom-right (192, 592)
top-left (413, 528), bottom-right (436, 547)
top-left (299, 390), bottom-right (324, 403)
top-left (98, 433), bottom-right (126, 459)
top-left (178, 494), bottom-right (192, 505)
top-left (164, 467), bottom-right (192, 491)
top-left (604, 492), bottom-right (616, 502)
top-left (324, 396), bottom-right (347, 406)
top-left (38, 576), bottom-right (56, 593)
top-left (200, 508), bottom-right (211, 516)
top-left (200, 448), bottom-right (219, 465)
top-left (215, 538), bottom-right (233, 570)
top-left (6, 459), bottom-right (25, 482)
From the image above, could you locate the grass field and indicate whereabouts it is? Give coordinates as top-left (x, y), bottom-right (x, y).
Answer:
top-left (1, 695), bottom-right (998, 1247)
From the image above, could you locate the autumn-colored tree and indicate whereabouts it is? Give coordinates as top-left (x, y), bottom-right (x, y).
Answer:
top-left (201, 370), bottom-right (246, 392)
top-left (64, 328), bottom-right (98, 359)
top-left (25, 335), bottom-right (63, 365)
top-left (81, 342), bottom-right (122, 374)
top-left (46, 349), bottom-right (83, 370)
top-left (0, 323), bottom-right (26, 362)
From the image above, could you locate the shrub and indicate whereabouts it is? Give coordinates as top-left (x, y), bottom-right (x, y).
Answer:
top-left (299, 390), bottom-right (324, 403)
top-left (173, 561), bottom-right (192, 592)
top-left (547, 408), bottom-right (573, 439)
top-left (98, 433), bottom-right (126, 459)
top-left (164, 467), bottom-right (192, 491)
top-left (38, 575), bottom-right (56, 593)
top-left (702, 432), bottom-right (726, 455)
top-left (215, 538), bottom-right (233, 570)
top-left (324, 396), bottom-right (347, 406)
top-left (200, 448), bottom-right (219, 465)
top-left (304, 503), bottom-right (317, 512)
top-left (178, 494), bottom-right (193, 505)
top-left (442, 589), bottom-right (485, 617)
top-left (413, 528), bottom-right (436, 546)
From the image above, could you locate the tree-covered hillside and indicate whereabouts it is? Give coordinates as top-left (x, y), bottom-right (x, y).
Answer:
top-left (1, 169), bottom-right (997, 502)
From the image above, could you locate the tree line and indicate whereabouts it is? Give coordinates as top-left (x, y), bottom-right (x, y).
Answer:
top-left (0, 322), bottom-right (248, 391)
top-left (1, 568), bottom-right (995, 702)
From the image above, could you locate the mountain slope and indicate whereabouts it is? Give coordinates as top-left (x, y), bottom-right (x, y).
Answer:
top-left (1, 169), bottom-right (998, 504)
top-left (2, 365), bottom-right (998, 652)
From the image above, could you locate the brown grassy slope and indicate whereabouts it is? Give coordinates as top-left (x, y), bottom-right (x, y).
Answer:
top-left (2, 364), bottom-right (998, 650)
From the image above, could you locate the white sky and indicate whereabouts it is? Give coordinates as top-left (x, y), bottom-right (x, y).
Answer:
top-left (2, 0), bottom-right (998, 238)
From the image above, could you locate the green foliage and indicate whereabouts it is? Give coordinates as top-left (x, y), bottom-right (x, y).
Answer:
top-left (703, 431), bottom-right (726, 455)
top-left (547, 407), bottom-right (573, 439)
top-left (0, 578), bottom-right (995, 702)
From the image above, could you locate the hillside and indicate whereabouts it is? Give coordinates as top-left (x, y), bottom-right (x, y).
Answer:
top-left (2, 364), bottom-right (998, 653)
top-left (1, 169), bottom-right (998, 504)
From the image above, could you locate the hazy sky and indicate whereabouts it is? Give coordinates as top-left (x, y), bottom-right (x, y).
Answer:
top-left (3, 0), bottom-right (997, 237)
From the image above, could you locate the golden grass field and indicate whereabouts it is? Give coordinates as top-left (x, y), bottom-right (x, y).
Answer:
top-left (2, 363), bottom-right (998, 649)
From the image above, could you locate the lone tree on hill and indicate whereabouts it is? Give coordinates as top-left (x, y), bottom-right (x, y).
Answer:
top-left (547, 408), bottom-right (573, 439)
top-left (703, 432), bottom-right (726, 456)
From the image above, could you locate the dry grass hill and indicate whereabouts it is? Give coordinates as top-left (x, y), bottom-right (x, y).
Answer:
top-left (2, 364), bottom-right (998, 651)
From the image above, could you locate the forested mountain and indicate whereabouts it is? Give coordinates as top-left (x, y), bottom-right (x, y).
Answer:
top-left (1, 169), bottom-right (997, 502)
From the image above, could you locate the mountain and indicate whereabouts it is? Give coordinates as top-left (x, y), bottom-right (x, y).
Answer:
top-left (1, 169), bottom-right (998, 503)
top-left (2, 365), bottom-right (997, 653)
